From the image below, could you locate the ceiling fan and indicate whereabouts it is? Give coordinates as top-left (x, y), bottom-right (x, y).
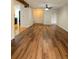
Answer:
top-left (45, 4), bottom-right (52, 10)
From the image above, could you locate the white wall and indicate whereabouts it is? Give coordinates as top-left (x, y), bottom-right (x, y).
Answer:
top-left (44, 10), bottom-right (51, 24)
top-left (11, 0), bottom-right (15, 39)
top-left (21, 7), bottom-right (33, 27)
top-left (32, 8), bottom-right (57, 25)
top-left (57, 5), bottom-right (68, 31)
top-left (44, 9), bottom-right (57, 25)
top-left (44, 10), bottom-right (57, 25)
top-left (15, 1), bottom-right (33, 28)
top-left (32, 8), bottom-right (44, 23)
top-left (11, 1), bottom-right (33, 39)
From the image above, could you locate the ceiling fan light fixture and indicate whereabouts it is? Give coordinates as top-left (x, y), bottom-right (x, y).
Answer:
top-left (45, 8), bottom-right (49, 10)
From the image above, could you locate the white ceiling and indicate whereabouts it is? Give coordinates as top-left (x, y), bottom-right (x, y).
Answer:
top-left (25, 0), bottom-right (67, 9)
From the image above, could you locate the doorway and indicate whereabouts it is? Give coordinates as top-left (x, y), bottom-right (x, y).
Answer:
top-left (14, 6), bottom-right (21, 36)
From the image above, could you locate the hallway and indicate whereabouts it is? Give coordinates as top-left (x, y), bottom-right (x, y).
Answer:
top-left (12, 23), bottom-right (68, 59)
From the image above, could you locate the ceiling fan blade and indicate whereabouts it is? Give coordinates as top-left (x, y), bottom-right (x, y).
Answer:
top-left (48, 7), bottom-right (52, 9)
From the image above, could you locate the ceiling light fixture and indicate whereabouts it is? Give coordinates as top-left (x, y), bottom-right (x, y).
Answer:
top-left (44, 3), bottom-right (52, 11)
top-left (45, 8), bottom-right (49, 10)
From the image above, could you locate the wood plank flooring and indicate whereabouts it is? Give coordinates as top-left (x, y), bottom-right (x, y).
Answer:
top-left (11, 23), bottom-right (68, 59)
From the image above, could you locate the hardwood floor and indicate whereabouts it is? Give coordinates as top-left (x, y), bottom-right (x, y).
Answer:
top-left (11, 23), bottom-right (68, 59)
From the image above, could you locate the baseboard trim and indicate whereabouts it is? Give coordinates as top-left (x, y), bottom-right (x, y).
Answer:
top-left (57, 25), bottom-right (68, 32)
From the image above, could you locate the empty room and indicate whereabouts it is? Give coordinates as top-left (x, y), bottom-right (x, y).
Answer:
top-left (11, 0), bottom-right (68, 59)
